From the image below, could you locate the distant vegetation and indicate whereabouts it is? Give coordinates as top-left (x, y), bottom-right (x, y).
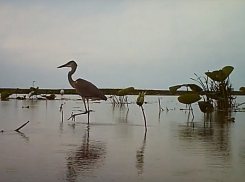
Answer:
top-left (1, 88), bottom-right (244, 98)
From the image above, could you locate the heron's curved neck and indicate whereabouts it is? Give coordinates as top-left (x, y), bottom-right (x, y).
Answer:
top-left (68, 66), bottom-right (77, 88)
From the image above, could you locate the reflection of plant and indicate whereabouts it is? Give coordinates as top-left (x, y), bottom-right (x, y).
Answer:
top-left (169, 66), bottom-right (235, 116)
top-left (136, 132), bottom-right (147, 174)
top-left (178, 110), bottom-right (232, 159)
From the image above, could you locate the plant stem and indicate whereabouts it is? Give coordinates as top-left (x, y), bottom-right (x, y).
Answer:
top-left (140, 106), bottom-right (147, 131)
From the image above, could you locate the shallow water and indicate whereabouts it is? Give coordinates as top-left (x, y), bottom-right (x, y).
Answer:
top-left (1, 95), bottom-right (245, 182)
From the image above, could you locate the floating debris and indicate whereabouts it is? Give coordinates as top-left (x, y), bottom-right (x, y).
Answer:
top-left (15, 121), bottom-right (30, 132)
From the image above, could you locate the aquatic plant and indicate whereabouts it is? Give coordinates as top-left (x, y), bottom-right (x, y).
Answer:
top-left (169, 66), bottom-right (235, 124)
top-left (169, 84), bottom-right (202, 119)
top-left (28, 86), bottom-right (40, 99)
top-left (117, 87), bottom-right (134, 96)
top-left (240, 87), bottom-right (245, 93)
top-left (109, 87), bottom-right (135, 106)
top-left (136, 92), bottom-right (147, 131)
top-left (204, 66), bottom-right (235, 110)
top-left (1, 91), bottom-right (12, 101)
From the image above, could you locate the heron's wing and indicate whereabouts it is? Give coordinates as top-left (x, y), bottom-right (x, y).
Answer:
top-left (74, 79), bottom-right (107, 100)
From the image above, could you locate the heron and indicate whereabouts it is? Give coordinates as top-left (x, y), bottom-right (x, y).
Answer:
top-left (60, 89), bottom-right (64, 100)
top-left (57, 60), bottom-right (107, 117)
top-left (60, 89), bottom-right (64, 96)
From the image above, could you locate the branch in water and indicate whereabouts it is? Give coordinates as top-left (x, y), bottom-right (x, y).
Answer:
top-left (15, 121), bottom-right (30, 132)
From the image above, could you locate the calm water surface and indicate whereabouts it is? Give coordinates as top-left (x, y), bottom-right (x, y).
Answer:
top-left (1, 95), bottom-right (245, 182)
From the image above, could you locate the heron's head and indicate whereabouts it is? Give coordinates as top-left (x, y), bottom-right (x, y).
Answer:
top-left (57, 60), bottom-right (77, 68)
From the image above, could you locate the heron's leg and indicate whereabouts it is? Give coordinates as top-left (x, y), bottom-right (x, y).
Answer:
top-left (67, 98), bottom-right (88, 121)
top-left (87, 98), bottom-right (90, 123)
top-left (87, 98), bottom-right (90, 112)
top-left (82, 97), bottom-right (88, 112)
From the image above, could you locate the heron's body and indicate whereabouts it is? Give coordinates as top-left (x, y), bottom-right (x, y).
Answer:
top-left (73, 78), bottom-right (107, 100)
top-left (58, 60), bottom-right (107, 116)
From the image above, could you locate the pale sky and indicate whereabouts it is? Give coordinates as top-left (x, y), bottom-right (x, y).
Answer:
top-left (0, 0), bottom-right (245, 90)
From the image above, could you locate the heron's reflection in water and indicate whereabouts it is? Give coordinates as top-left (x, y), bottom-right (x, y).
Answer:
top-left (136, 132), bottom-right (147, 174)
top-left (66, 125), bottom-right (106, 182)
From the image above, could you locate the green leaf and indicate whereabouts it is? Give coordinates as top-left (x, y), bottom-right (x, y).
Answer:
top-left (205, 70), bottom-right (221, 82)
top-left (117, 87), bottom-right (134, 96)
top-left (205, 66), bottom-right (234, 82)
top-left (177, 94), bottom-right (201, 104)
top-left (169, 85), bottom-right (182, 94)
top-left (187, 84), bottom-right (203, 92)
top-left (239, 87), bottom-right (245, 93)
top-left (221, 66), bottom-right (234, 78)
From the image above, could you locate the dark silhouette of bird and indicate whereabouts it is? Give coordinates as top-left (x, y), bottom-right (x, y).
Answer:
top-left (58, 60), bottom-right (107, 115)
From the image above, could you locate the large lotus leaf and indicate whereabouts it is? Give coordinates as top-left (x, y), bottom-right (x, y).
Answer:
top-left (187, 84), bottom-right (203, 92)
top-left (216, 67), bottom-right (233, 82)
top-left (221, 66), bottom-right (234, 78)
top-left (198, 101), bottom-right (214, 113)
top-left (169, 85), bottom-right (182, 94)
top-left (205, 70), bottom-right (222, 82)
top-left (177, 94), bottom-right (201, 104)
top-left (240, 87), bottom-right (245, 93)
top-left (205, 66), bottom-right (234, 82)
top-left (117, 87), bottom-right (134, 96)
top-left (216, 71), bottom-right (227, 82)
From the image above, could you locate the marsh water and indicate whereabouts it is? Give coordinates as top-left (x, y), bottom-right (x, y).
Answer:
top-left (1, 95), bottom-right (245, 182)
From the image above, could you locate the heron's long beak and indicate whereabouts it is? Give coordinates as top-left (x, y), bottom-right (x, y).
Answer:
top-left (57, 63), bottom-right (67, 68)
